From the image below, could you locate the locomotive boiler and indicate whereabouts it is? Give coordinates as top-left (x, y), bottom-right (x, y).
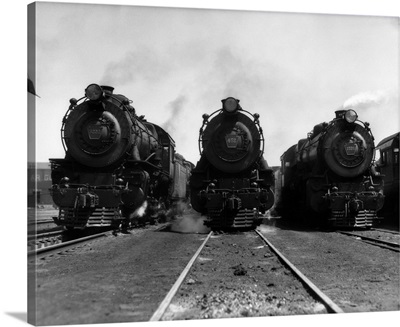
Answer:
top-left (50, 83), bottom-right (191, 230)
top-left (278, 109), bottom-right (384, 228)
top-left (190, 97), bottom-right (275, 229)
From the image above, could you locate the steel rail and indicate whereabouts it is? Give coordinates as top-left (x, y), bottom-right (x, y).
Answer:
top-left (28, 218), bottom-right (60, 231)
top-left (149, 231), bottom-right (213, 321)
top-left (28, 231), bottom-right (109, 256)
top-left (29, 218), bottom-right (56, 224)
top-left (338, 231), bottom-right (400, 252)
top-left (28, 230), bottom-right (63, 241)
top-left (254, 229), bottom-right (344, 314)
top-left (371, 228), bottom-right (400, 235)
top-left (28, 219), bottom-right (63, 236)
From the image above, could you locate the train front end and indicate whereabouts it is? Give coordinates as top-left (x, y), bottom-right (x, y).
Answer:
top-left (302, 109), bottom-right (384, 227)
top-left (190, 97), bottom-right (275, 229)
top-left (49, 84), bottom-right (149, 229)
top-left (322, 110), bottom-right (384, 227)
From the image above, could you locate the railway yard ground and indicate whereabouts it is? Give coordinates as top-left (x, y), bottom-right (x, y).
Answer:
top-left (28, 208), bottom-right (400, 325)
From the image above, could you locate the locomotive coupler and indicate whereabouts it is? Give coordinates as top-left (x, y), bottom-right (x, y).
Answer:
top-left (348, 197), bottom-right (363, 215)
top-left (225, 195), bottom-right (241, 211)
top-left (74, 193), bottom-right (99, 209)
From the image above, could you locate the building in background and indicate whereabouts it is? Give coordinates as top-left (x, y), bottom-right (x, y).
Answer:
top-left (28, 162), bottom-right (54, 207)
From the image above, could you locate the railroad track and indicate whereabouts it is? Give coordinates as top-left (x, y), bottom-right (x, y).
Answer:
top-left (338, 231), bottom-right (400, 252)
top-left (28, 230), bottom-right (111, 256)
top-left (371, 228), bottom-right (399, 235)
top-left (28, 217), bottom-right (62, 233)
top-left (35, 218), bottom-right (58, 225)
top-left (33, 221), bottom-right (398, 325)
top-left (28, 223), bottom-right (161, 256)
top-left (150, 231), bottom-right (214, 321)
top-left (28, 230), bottom-right (64, 251)
top-left (255, 230), bottom-right (343, 313)
top-left (150, 229), bottom-right (344, 321)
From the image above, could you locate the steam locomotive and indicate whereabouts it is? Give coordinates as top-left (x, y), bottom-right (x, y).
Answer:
top-left (49, 83), bottom-right (192, 230)
top-left (277, 109), bottom-right (384, 228)
top-left (190, 97), bottom-right (275, 229)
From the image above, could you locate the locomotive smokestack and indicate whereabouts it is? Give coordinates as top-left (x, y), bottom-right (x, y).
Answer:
top-left (101, 85), bottom-right (114, 97)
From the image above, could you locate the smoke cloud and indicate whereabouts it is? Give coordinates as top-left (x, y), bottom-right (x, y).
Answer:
top-left (162, 95), bottom-right (188, 132)
top-left (100, 48), bottom-right (172, 86)
top-left (341, 88), bottom-right (399, 147)
top-left (342, 89), bottom-right (396, 110)
top-left (132, 200), bottom-right (148, 218)
top-left (169, 204), bottom-right (211, 234)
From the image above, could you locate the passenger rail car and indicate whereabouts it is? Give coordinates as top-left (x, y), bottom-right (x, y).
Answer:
top-left (376, 132), bottom-right (399, 223)
top-left (190, 97), bottom-right (275, 230)
top-left (278, 109), bottom-right (384, 228)
top-left (49, 83), bottom-right (191, 230)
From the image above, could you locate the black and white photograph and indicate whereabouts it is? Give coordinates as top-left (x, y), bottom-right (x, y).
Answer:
top-left (2, 1), bottom-right (400, 327)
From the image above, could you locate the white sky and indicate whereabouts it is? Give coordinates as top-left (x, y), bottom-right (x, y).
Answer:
top-left (1, 2), bottom-right (400, 327)
top-left (29, 1), bottom-right (399, 167)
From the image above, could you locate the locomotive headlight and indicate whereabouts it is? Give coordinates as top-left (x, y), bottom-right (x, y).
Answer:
top-left (85, 84), bottom-right (103, 101)
top-left (223, 97), bottom-right (238, 113)
top-left (344, 109), bottom-right (358, 123)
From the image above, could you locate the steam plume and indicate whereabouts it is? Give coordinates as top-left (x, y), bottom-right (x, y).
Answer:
top-left (100, 49), bottom-right (170, 86)
top-left (342, 89), bottom-right (395, 110)
top-left (162, 95), bottom-right (188, 132)
top-left (133, 201), bottom-right (148, 218)
top-left (169, 202), bottom-right (210, 234)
